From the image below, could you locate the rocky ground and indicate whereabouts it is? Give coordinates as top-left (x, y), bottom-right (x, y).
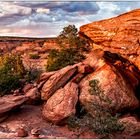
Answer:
top-left (0, 103), bottom-right (98, 139)
top-left (0, 104), bottom-right (76, 139)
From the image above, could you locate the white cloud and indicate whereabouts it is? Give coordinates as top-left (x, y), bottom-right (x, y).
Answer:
top-left (95, 2), bottom-right (119, 20)
top-left (36, 8), bottom-right (50, 14)
top-left (0, 2), bottom-right (32, 17)
top-left (9, 18), bottom-right (30, 27)
top-left (97, 2), bottom-right (119, 12)
top-left (0, 1), bottom-right (140, 37)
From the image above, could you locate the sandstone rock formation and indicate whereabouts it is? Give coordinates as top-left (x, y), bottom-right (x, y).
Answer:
top-left (41, 65), bottom-right (77, 100)
top-left (79, 63), bottom-right (139, 116)
top-left (17, 127), bottom-right (28, 137)
top-left (1, 9), bottom-right (140, 138)
top-left (42, 82), bottom-right (78, 124)
top-left (36, 71), bottom-right (56, 90)
top-left (79, 50), bottom-right (139, 117)
top-left (79, 9), bottom-right (140, 70)
top-left (83, 49), bottom-right (139, 89)
top-left (37, 71), bottom-right (55, 84)
top-left (0, 95), bottom-right (27, 114)
top-left (25, 87), bottom-right (41, 105)
top-left (39, 49), bottom-right (139, 124)
top-left (22, 84), bottom-right (34, 94)
top-left (0, 95), bottom-right (27, 122)
top-left (119, 116), bottom-right (140, 136)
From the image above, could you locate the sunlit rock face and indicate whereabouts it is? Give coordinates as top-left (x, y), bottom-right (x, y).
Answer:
top-left (79, 9), bottom-right (140, 70)
top-left (42, 82), bottom-right (78, 124)
top-left (79, 50), bottom-right (139, 117)
top-left (41, 65), bottom-right (77, 101)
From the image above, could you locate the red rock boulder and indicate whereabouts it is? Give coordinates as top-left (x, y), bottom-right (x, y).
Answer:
top-left (42, 82), bottom-right (78, 124)
top-left (0, 95), bottom-right (27, 122)
top-left (79, 61), bottom-right (139, 116)
top-left (119, 116), bottom-right (140, 136)
top-left (41, 65), bottom-right (77, 100)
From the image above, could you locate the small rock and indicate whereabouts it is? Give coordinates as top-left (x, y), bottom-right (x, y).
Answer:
top-left (13, 89), bottom-right (20, 96)
top-left (17, 127), bottom-right (28, 137)
top-left (33, 83), bottom-right (37, 87)
top-left (23, 84), bottom-right (34, 93)
top-left (25, 87), bottom-right (41, 105)
top-left (31, 128), bottom-right (40, 138)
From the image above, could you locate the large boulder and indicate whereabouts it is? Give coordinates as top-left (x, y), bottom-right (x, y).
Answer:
top-left (83, 49), bottom-right (105, 69)
top-left (0, 95), bottom-right (27, 122)
top-left (41, 65), bottom-right (77, 100)
top-left (79, 9), bottom-right (140, 70)
top-left (119, 116), bottom-right (140, 136)
top-left (103, 51), bottom-right (140, 88)
top-left (0, 95), bottom-right (27, 114)
top-left (79, 60), bottom-right (139, 116)
top-left (83, 49), bottom-right (139, 89)
top-left (36, 71), bottom-right (55, 89)
top-left (42, 82), bottom-right (78, 124)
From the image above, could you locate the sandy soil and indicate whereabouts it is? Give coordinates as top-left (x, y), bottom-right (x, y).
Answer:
top-left (0, 104), bottom-right (97, 139)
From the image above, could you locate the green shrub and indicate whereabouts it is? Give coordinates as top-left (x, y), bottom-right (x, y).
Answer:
top-left (89, 79), bottom-right (112, 104)
top-left (88, 79), bottom-right (123, 135)
top-left (25, 69), bottom-right (41, 83)
top-left (29, 53), bottom-right (40, 59)
top-left (46, 25), bottom-right (89, 72)
top-left (67, 79), bottom-right (124, 136)
top-left (67, 115), bottom-right (81, 130)
top-left (57, 25), bottom-right (90, 52)
top-left (67, 112), bottom-right (123, 137)
top-left (90, 112), bottom-right (123, 135)
top-left (46, 48), bottom-right (85, 72)
top-left (0, 54), bottom-right (25, 95)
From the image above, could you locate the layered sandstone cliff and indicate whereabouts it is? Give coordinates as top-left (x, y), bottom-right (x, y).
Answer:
top-left (79, 9), bottom-right (140, 70)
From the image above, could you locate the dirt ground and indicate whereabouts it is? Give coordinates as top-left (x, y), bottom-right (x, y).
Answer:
top-left (0, 104), bottom-right (97, 139)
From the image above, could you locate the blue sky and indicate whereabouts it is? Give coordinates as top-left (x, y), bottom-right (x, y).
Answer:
top-left (0, 1), bottom-right (140, 37)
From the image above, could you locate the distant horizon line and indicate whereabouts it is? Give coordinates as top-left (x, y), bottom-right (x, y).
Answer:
top-left (0, 35), bottom-right (57, 39)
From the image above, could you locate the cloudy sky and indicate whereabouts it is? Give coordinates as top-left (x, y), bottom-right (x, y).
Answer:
top-left (0, 1), bottom-right (140, 37)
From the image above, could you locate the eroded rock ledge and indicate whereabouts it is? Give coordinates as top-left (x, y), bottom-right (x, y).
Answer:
top-left (79, 9), bottom-right (140, 70)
